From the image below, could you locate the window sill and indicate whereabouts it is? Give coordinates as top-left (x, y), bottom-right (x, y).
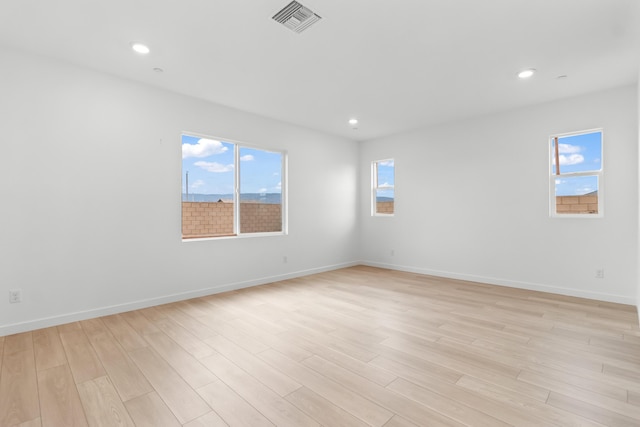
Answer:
top-left (182, 231), bottom-right (286, 242)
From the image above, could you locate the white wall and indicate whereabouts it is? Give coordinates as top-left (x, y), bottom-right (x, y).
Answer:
top-left (1, 46), bottom-right (637, 336)
top-left (360, 85), bottom-right (638, 304)
top-left (0, 47), bottom-right (359, 335)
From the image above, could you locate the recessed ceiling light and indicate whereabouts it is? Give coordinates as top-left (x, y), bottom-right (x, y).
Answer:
top-left (131, 42), bottom-right (150, 54)
top-left (518, 68), bottom-right (536, 79)
top-left (348, 118), bottom-right (358, 125)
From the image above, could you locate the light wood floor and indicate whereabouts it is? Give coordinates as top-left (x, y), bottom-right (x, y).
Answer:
top-left (1, 266), bottom-right (640, 426)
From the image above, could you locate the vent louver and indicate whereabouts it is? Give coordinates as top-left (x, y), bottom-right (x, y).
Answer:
top-left (273, 1), bottom-right (322, 33)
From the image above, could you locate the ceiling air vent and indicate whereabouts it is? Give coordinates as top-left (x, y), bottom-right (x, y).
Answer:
top-left (273, 1), bottom-right (322, 33)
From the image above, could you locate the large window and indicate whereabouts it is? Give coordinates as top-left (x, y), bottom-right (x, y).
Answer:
top-left (181, 134), bottom-right (286, 239)
top-left (372, 159), bottom-right (394, 215)
top-left (550, 129), bottom-right (602, 217)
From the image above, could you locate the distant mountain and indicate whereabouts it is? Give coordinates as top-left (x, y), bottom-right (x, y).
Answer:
top-left (182, 193), bottom-right (281, 204)
top-left (183, 193), bottom-right (392, 204)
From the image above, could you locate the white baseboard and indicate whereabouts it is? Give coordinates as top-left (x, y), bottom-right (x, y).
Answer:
top-left (361, 260), bottom-right (637, 306)
top-left (0, 261), bottom-right (359, 336)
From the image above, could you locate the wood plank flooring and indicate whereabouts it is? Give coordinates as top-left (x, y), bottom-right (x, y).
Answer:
top-left (1, 265), bottom-right (639, 426)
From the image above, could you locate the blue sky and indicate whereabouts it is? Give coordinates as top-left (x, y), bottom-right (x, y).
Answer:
top-left (552, 131), bottom-right (602, 196)
top-left (376, 159), bottom-right (395, 199)
top-left (182, 134), bottom-right (282, 195)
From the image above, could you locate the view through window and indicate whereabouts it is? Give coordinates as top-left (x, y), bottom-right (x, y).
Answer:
top-left (373, 159), bottom-right (395, 215)
top-left (182, 134), bottom-right (285, 238)
top-left (550, 129), bottom-right (602, 217)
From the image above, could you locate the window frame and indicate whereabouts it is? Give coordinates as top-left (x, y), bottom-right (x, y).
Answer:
top-left (371, 158), bottom-right (395, 217)
top-left (181, 132), bottom-right (287, 241)
top-left (549, 128), bottom-right (603, 219)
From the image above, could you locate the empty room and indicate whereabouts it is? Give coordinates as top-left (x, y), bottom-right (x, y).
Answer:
top-left (1, 0), bottom-right (640, 426)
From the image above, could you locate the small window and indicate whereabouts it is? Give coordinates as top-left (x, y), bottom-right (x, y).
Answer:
top-left (182, 133), bottom-right (286, 239)
top-left (550, 129), bottom-right (602, 217)
top-left (372, 159), bottom-right (394, 215)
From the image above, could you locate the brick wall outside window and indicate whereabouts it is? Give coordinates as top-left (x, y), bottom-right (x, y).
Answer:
top-left (182, 202), bottom-right (281, 238)
top-left (555, 194), bottom-right (598, 214)
top-left (375, 201), bottom-right (394, 214)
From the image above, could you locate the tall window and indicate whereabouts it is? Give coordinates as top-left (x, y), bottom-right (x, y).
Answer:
top-left (372, 159), bottom-right (395, 215)
top-left (181, 134), bottom-right (286, 239)
top-left (550, 129), bottom-right (602, 217)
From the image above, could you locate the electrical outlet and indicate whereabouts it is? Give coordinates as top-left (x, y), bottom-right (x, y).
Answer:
top-left (9, 289), bottom-right (22, 303)
top-left (390, 249), bottom-right (395, 256)
top-left (283, 256), bottom-right (288, 263)
top-left (595, 269), bottom-right (605, 279)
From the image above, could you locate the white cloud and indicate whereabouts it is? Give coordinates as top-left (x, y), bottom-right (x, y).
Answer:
top-left (558, 143), bottom-right (581, 154)
top-left (275, 181), bottom-right (282, 191)
top-left (577, 186), bottom-right (594, 194)
top-left (240, 154), bottom-right (254, 161)
top-left (258, 188), bottom-right (268, 194)
top-left (558, 154), bottom-right (584, 166)
top-left (194, 161), bottom-right (234, 173)
top-left (378, 160), bottom-right (394, 167)
top-left (182, 138), bottom-right (228, 159)
top-left (379, 182), bottom-right (394, 188)
top-left (190, 179), bottom-right (205, 189)
top-left (552, 143), bottom-right (584, 166)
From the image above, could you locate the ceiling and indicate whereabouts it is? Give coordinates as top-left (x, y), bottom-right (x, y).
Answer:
top-left (1, 0), bottom-right (639, 141)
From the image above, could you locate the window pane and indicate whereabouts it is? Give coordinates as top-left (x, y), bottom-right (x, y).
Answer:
top-left (375, 159), bottom-right (394, 215)
top-left (552, 131), bottom-right (602, 175)
top-left (377, 160), bottom-right (395, 188)
top-left (376, 188), bottom-right (394, 214)
top-left (181, 135), bottom-right (235, 238)
top-left (239, 147), bottom-right (282, 233)
top-left (555, 175), bottom-right (599, 214)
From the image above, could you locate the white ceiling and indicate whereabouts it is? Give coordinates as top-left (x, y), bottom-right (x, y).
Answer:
top-left (1, 0), bottom-right (639, 141)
